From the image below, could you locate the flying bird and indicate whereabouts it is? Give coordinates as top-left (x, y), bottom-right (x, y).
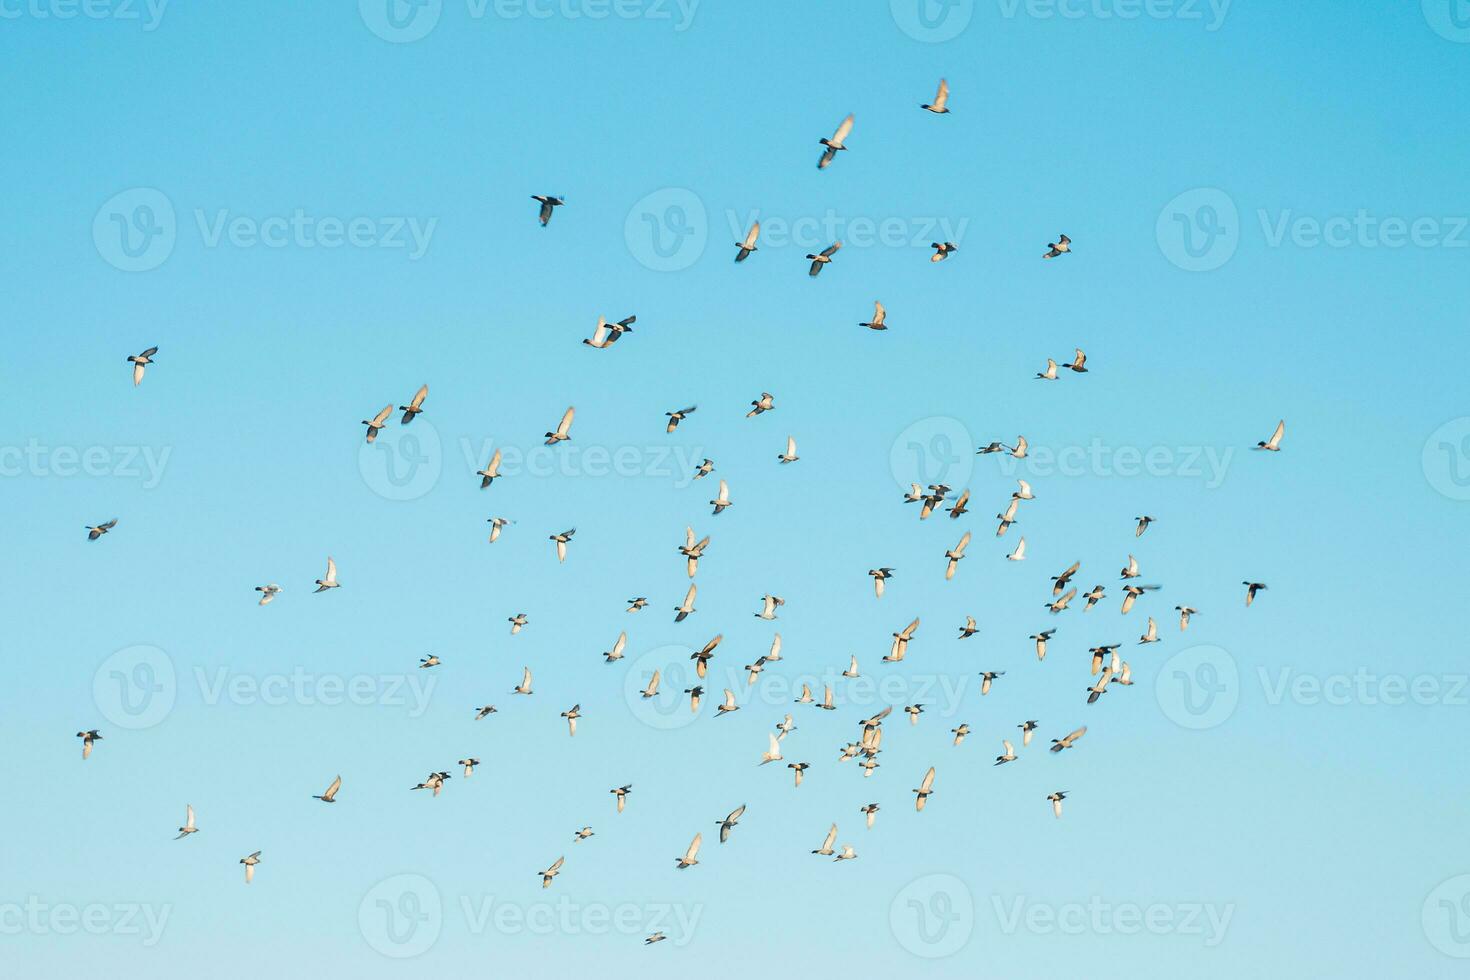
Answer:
top-left (1007, 537), bottom-right (1027, 561)
top-left (1050, 726), bottom-right (1087, 753)
top-left (603, 631), bottom-right (627, 663)
top-left (255, 583), bottom-right (282, 606)
top-left (459, 758), bottom-right (479, 777)
top-left (788, 762), bottom-right (810, 787)
top-left (666, 405), bottom-right (696, 432)
top-left (979, 671), bottom-right (1005, 696)
top-left (544, 406), bottom-right (574, 445)
top-left (777, 436), bottom-right (799, 463)
top-left (1243, 581), bottom-right (1268, 606)
top-left (508, 613), bottom-right (529, 634)
top-left (995, 740), bottom-right (1017, 765)
top-left (1037, 358), bottom-right (1059, 380)
top-left (859, 301), bottom-right (887, 330)
top-left (513, 666), bottom-right (533, 696)
top-left (868, 567), bottom-right (894, 598)
top-left (1019, 720), bottom-right (1039, 745)
top-left (639, 671), bottom-right (661, 699)
top-left (806, 242), bottom-right (841, 276)
top-left (549, 527), bottom-right (576, 563)
top-left (913, 767), bottom-right (936, 811)
top-left (1065, 349), bottom-right (1088, 372)
top-left (86, 519), bottom-right (117, 541)
top-left (474, 705), bottom-right (498, 719)
top-left (1176, 606), bottom-right (1198, 631)
top-left (734, 221), bottom-right (760, 262)
top-left (240, 851), bottom-right (261, 884)
top-left (1255, 419), bottom-right (1285, 451)
top-left (1135, 515), bottom-right (1155, 537)
top-left (418, 655), bottom-right (440, 669)
top-left (760, 732), bottom-right (783, 766)
top-left (127, 346), bottom-right (158, 386)
top-left (1048, 791), bottom-right (1068, 818)
top-left (674, 583), bottom-right (697, 622)
top-left (944, 531), bottom-right (972, 580)
top-left (313, 775), bottom-right (342, 803)
top-left (611, 785), bottom-right (632, 813)
top-left (1043, 234), bottom-right (1072, 259)
top-left (399, 384), bottom-right (428, 424)
top-left (314, 557), bottom-right (339, 593)
top-left (362, 404), bottom-right (393, 443)
top-left (487, 517), bottom-right (513, 543)
top-left (175, 805), bottom-right (198, 839)
top-left (539, 855), bottom-right (565, 888)
top-left (817, 113), bottom-right (853, 169)
top-left (755, 594), bottom-right (784, 620)
top-left (812, 823), bottom-right (838, 856)
top-left (958, 616), bottom-right (978, 639)
top-left (1031, 629), bottom-right (1055, 660)
top-left (860, 804), bottom-right (879, 829)
top-left (716, 804), bottom-right (746, 843)
top-left (886, 616), bottom-right (920, 662)
top-left (561, 704), bottom-right (581, 736)
top-left (930, 241), bottom-right (958, 262)
top-left (709, 480), bottom-right (732, 515)
top-left (476, 448), bottom-right (503, 488)
top-left (920, 78), bottom-right (950, 113)
top-left (531, 195), bottom-right (564, 226)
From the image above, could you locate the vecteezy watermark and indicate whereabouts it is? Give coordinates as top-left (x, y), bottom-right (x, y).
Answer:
top-left (93, 645), bottom-right (177, 730)
top-left (359, 0), bottom-right (699, 43)
top-left (1258, 668), bottom-right (1470, 709)
top-left (457, 437), bottom-right (708, 488)
top-left (995, 0), bottom-right (1231, 31)
top-left (0, 0), bottom-right (168, 30)
top-left (360, 874), bottom-right (443, 958)
top-left (890, 0), bottom-right (974, 42)
top-left (724, 208), bottom-right (971, 256)
top-left (890, 417), bottom-right (976, 493)
top-left (0, 440), bottom-right (171, 489)
top-left (1157, 188), bottom-right (1239, 272)
top-left (1422, 418), bottom-right (1470, 502)
top-left (1155, 644), bottom-right (1239, 730)
top-left (891, 874), bottom-right (974, 958)
top-left (993, 439), bottom-right (1235, 488)
top-left (0, 898), bottom-right (171, 946)
top-left (1423, 0), bottom-right (1470, 43)
top-left (360, 419), bottom-right (443, 501)
top-left (626, 188), bottom-right (707, 272)
top-left (988, 895), bottom-right (1234, 947)
top-left (193, 667), bottom-right (438, 718)
top-left (92, 188), bottom-right (437, 271)
top-left (1423, 874), bottom-right (1470, 958)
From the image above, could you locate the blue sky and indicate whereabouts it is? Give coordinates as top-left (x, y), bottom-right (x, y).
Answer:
top-left (3, 1), bottom-right (1469, 976)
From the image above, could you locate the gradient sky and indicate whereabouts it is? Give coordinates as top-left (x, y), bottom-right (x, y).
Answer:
top-left (3, 2), bottom-right (1469, 977)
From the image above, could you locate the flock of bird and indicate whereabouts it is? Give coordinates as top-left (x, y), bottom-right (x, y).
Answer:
top-left (80, 79), bottom-right (1288, 950)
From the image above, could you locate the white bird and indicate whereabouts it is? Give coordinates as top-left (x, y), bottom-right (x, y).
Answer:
top-left (539, 855), bottom-right (564, 888)
top-left (1176, 606), bottom-right (1198, 631)
top-left (692, 458), bottom-right (714, 479)
top-left (734, 222), bottom-right (760, 262)
top-left (314, 557), bottom-right (339, 593)
top-left (858, 300), bottom-right (887, 330)
top-left (979, 671), bottom-right (1005, 696)
top-left (175, 805), bottom-right (198, 839)
top-left (778, 436), bottom-right (799, 463)
top-left (944, 531), bottom-right (971, 580)
top-left (1019, 720), bottom-right (1039, 746)
top-left (508, 612), bottom-right (529, 633)
top-left (951, 724), bottom-right (970, 746)
top-left (411, 771), bottom-right (451, 796)
top-left (544, 406), bottom-right (575, 445)
top-left (886, 616), bottom-right (920, 662)
top-left (1048, 791), bottom-right (1068, 818)
top-left (627, 597), bottom-right (649, 612)
top-left (550, 527), bottom-right (576, 563)
top-left (760, 732), bottom-right (783, 765)
top-left (946, 488), bottom-right (970, 519)
top-left (716, 689), bottom-right (740, 716)
top-left (680, 527), bottom-right (711, 577)
top-left (255, 583), bottom-right (282, 606)
top-left (513, 666), bottom-right (533, 696)
top-left (639, 670), bottom-right (661, 699)
top-left (1036, 358), bottom-right (1059, 380)
top-left (747, 392), bottom-right (775, 417)
top-left (127, 345), bottom-right (158, 386)
top-left (920, 78), bottom-right (950, 113)
top-left (487, 517), bottom-right (513, 543)
top-left (958, 616), bottom-right (978, 639)
top-left (716, 804), bottom-right (746, 843)
top-left (1007, 537), bottom-right (1027, 561)
top-left (1139, 617), bottom-right (1159, 644)
top-left (833, 844), bottom-right (858, 862)
top-left (574, 826), bottom-right (594, 842)
top-left (817, 113), bottom-right (853, 169)
top-left (775, 714), bottom-right (796, 740)
top-left (583, 316), bottom-right (614, 349)
top-left (611, 785), bottom-right (632, 813)
top-left (399, 384), bottom-right (428, 423)
top-left (674, 582), bottom-right (697, 622)
top-left (1009, 436), bottom-right (1029, 459)
top-left (240, 851), bottom-right (261, 884)
top-left (1086, 669), bottom-right (1113, 704)
top-left (1047, 588), bottom-right (1077, 614)
top-left (418, 655), bottom-right (440, 669)
top-left (561, 704), bottom-right (581, 736)
top-left (476, 447), bottom-right (503, 488)
top-left (76, 729), bottom-right (103, 759)
top-left (995, 740), bottom-right (1017, 765)
top-left (913, 766), bottom-right (936, 811)
top-left (459, 758), bottom-right (479, 777)
top-left (860, 804), bottom-right (879, 829)
top-left (313, 775), bottom-right (342, 803)
top-left (709, 480), bottom-right (732, 515)
top-left (1066, 348), bottom-right (1088, 372)
top-left (1256, 419), bottom-right (1285, 451)
top-left (842, 655), bottom-right (860, 678)
top-left (674, 833), bottom-right (703, 869)
top-left (603, 631), bottom-right (627, 663)
top-left (362, 404), bottom-right (393, 443)
top-left (868, 567), bottom-right (894, 598)
top-left (1043, 234), bottom-right (1072, 259)
top-left (1120, 554), bottom-right (1141, 579)
top-left (755, 594), bottom-right (784, 620)
top-left (812, 823), bottom-right (838, 856)
top-left (1050, 726), bottom-right (1087, 753)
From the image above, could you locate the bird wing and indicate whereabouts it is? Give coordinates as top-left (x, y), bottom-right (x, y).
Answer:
top-left (371, 404), bottom-right (393, 426)
top-left (822, 241), bottom-right (843, 258)
top-left (324, 557), bottom-right (337, 583)
top-left (933, 78), bottom-right (949, 107)
top-left (955, 531), bottom-right (971, 555)
top-left (647, 670), bottom-right (661, 694)
top-left (919, 767), bottom-right (935, 792)
top-left (591, 317), bottom-right (609, 344)
top-left (831, 113), bottom-right (853, 143)
top-left (682, 583), bottom-right (697, 608)
top-left (557, 407), bottom-right (575, 437)
top-left (409, 384), bottom-right (428, 409)
top-left (822, 823), bottom-right (838, 850)
top-left (785, 436), bottom-right (796, 457)
top-left (521, 666), bottom-right (533, 689)
top-left (743, 222), bottom-right (760, 249)
top-left (1269, 419), bottom-right (1285, 446)
top-left (325, 775), bottom-right (342, 798)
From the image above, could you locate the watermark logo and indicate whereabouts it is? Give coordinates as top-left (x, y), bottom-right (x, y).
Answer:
top-left (1422, 418), bottom-right (1470, 502)
top-left (890, 874), bottom-right (974, 958)
top-left (1155, 644), bottom-right (1238, 730)
top-left (1423, 0), bottom-right (1470, 43)
top-left (0, 898), bottom-right (171, 945)
top-left (360, 0), bottom-right (442, 42)
top-left (94, 188), bottom-right (176, 272)
top-left (995, 0), bottom-right (1231, 31)
top-left (93, 644), bottom-right (176, 730)
top-left (989, 895), bottom-right (1233, 946)
top-left (891, 0), bottom-right (973, 42)
top-left (1423, 874), bottom-right (1470, 957)
top-left (890, 416), bottom-right (974, 493)
top-left (0, 0), bottom-right (168, 30)
top-left (1157, 188), bottom-right (1238, 272)
top-left (625, 188), bottom-right (707, 272)
top-left (360, 418), bottom-right (443, 501)
top-left (360, 874), bottom-right (442, 958)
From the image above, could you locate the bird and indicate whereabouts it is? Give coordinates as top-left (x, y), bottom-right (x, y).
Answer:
top-left (709, 480), bottom-right (732, 515)
top-left (1088, 645), bottom-right (1119, 675)
top-left (951, 724), bottom-right (971, 746)
top-left (996, 497), bottom-right (1020, 536)
top-left (531, 195), bottom-right (564, 226)
top-left (639, 671), bottom-right (660, 699)
top-left (1243, 581), bottom-right (1268, 606)
top-left (127, 346), bottom-right (158, 386)
top-left (1031, 629), bottom-right (1055, 660)
top-left (1047, 791), bottom-right (1068, 818)
top-left (833, 844), bottom-right (858, 862)
top-left (691, 635), bottom-right (722, 677)
top-left (645, 933), bottom-right (666, 946)
top-left (582, 316), bottom-right (614, 349)
top-left (1013, 480), bottom-right (1035, 500)
top-left (1083, 585), bottom-right (1106, 610)
top-left (573, 827), bottom-right (594, 843)
top-left (476, 448), bottom-right (503, 488)
top-left (549, 527), bottom-right (576, 563)
top-left (794, 683), bottom-right (814, 705)
top-left (1139, 617), bottom-right (1160, 644)
top-left (1047, 588), bottom-right (1077, 614)
top-left (544, 406), bottom-right (575, 445)
top-left (674, 583), bottom-right (697, 622)
top-left (812, 824), bottom-right (839, 856)
top-left (760, 732), bottom-right (783, 765)
top-left (459, 758), bottom-right (479, 777)
top-left (487, 517), bottom-right (513, 543)
top-left (817, 113), bottom-right (853, 168)
top-left (755, 594), bottom-right (784, 620)
top-left (1043, 234), bottom-right (1072, 259)
top-left (254, 583), bottom-right (282, 606)
top-left (788, 762), bottom-right (810, 787)
top-left (314, 557), bottom-right (339, 593)
top-left (930, 241), bottom-right (958, 262)
top-left (1176, 606), bottom-right (1198, 631)
top-left (411, 771), bottom-right (451, 796)
top-left (806, 242), bottom-right (841, 276)
top-left (1007, 537), bottom-right (1027, 561)
top-left (868, 567), bottom-right (894, 598)
top-left (860, 803), bottom-right (879, 829)
top-left (175, 805), bottom-right (198, 839)
top-left (1036, 358), bottom-right (1059, 380)
top-left (1136, 515), bottom-right (1155, 537)
top-left (512, 666), bottom-right (533, 696)
top-left (976, 441), bottom-right (1007, 454)
top-left (362, 404), bottom-right (393, 443)
top-left (775, 714), bottom-right (796, 740)
top-left (1050, 726), bottom-right (1087, 752)
top-left (240, 851), bottom-right (261, 884)
top-left (777, 436), bottom-right (799, 463)
top-left (418, 655), bottom-right (440, 669)
top-left (666, 405), bottom-right (697, 432)
top-left (1086, 670), bottom-right (1113, 704)
top-left (627, 597), bottom-right (649, 612)
top-left (1053, 561), bottom-right (1081, 594)
top-left (1120, 584), bottom-right (1158, 614)
top-left (858, 301), bottom-right (887, 330)
top-left (508, 613), bottom-right (529, 634)
top-left (1120, 554), bottom-right (1141, 579)
top-left (603, 631), bottom-right (627, 663)
top-left (979, 671), bottom-right (1005, 696)
top-left (1115, 662), bottom-right (1134, 686)
top-left (817, 686), bottom-right (836, 711)
top-left (86, 519), bottom-right (117, 541)
top-left (1019, 720), bottom-right (1039, 746)
top-left (539, 855), bottom-right (565, 888)
top-left (920, 78), bottom-right (950, 113)
top-left (716, 804), bottom-right (746, 843)
top-left (958, 616), bottom-right (979, 639)
top-left (716, 689), bottom-right (740, 716)
top-left (913, 767), bottom-right (936, 811)
top-left (944, 531), bottom-right (972, 580)
top-left (905, 704), bottom-right (925, 725)
top-left (887, 616), bottom-right (920, 662)
top-left (561, 705), bottom-right (581, 736)
top-left (603, 314), bottom-right (636, 345)
top-left (611, 785), bottom-right (632, 813)
top-left (1065, 348), bottom-right (1088, 372)
top-left (692, 458), bottom-right (714, 480)
top-left (734, 221), bottom-right (760, 262)
top-left (1255, 419), bottom-right (1286, 451)
top-left (1009, 436), bottom-right (1029, 458)
top-left (474, 705), bottom-right (497, 720)
top-left (995, 739), bottom-right (1017, 765)
top-left (399, 384), bottom-right (428, 424)
top-left (947, 488), bottom-right (971, 519)
top-left (842, 655), bottom-right (860, 678)
top-left (312, 775), bottom-right (342, 803)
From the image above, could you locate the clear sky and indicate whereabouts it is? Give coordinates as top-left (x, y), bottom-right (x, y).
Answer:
top-left (3, 1), bottom-right (1469, 977)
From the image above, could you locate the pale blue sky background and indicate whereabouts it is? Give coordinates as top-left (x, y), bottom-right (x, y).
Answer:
top-left (3, 1), bottom-right (1469, 977)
